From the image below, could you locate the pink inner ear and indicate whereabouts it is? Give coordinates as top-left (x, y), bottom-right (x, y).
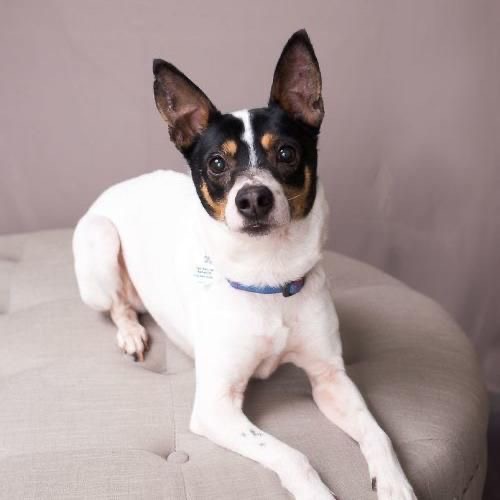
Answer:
top-left (186, 105), bottom-right (210, 134)
top-left (271, 43), bottom-right (323, 128)
top-left (154, 63), bottom-right (218, 150)
top-left (169, 104), bottom-right (211, 149)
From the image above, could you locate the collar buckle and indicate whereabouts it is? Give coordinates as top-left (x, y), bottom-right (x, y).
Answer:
top-left (282, 278), bottom-right (306, 297)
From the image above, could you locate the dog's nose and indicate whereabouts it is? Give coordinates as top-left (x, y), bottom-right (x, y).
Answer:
top-left (235, 185), bottom-right (274, 219)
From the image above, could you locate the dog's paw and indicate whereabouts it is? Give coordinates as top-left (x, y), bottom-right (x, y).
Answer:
top-left (293, 471), bottom-right (337, 500)
top-left (370, 464), bottom-right (416, 500)
top-left (116, 324), bottom-right (149, 362)
top-left (281, 455), bottom-right (337, 500)
top-left (363, 431), bottom-right (416, 500)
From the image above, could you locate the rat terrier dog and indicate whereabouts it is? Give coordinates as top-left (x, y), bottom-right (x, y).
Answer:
top-left (73, 30), bottom-right (416, 500)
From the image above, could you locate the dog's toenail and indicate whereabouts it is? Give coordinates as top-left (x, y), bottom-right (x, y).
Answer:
top-left (371, 477), bottom-right (377, 491)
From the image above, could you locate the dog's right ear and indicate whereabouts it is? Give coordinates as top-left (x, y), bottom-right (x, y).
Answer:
top-left (153, 59), bottom-right (219, 152)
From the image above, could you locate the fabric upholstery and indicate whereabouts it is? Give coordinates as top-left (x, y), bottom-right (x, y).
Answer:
top-left (0, 229), bottom-right (488, 499)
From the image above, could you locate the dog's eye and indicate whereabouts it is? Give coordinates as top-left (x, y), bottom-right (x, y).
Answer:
top-left (277, 145), bottom-right (296, 164)
top-left (208, 155), bottom-right (226, 174)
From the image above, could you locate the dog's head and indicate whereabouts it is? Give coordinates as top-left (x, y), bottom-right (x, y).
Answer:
top-left (153, 29), bottom-right (323, 236)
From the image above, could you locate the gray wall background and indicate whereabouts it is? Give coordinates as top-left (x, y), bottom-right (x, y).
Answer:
top-left (1, 0), bottom-right (499, 391)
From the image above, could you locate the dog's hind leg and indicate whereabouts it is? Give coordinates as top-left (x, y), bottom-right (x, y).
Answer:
top-left (73, 214), bottom-right (149, 361)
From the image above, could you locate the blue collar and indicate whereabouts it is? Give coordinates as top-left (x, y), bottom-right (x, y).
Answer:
top-left (227, 276), bottom-right (306, 297)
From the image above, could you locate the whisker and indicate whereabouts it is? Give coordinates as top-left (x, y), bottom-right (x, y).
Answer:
top-left (287, 192), bottom-right (304, 201)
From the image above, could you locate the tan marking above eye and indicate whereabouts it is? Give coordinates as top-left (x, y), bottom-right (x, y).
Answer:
top-left (260, 132), bottom-right (277, 151)
top-left (221, 139), bottom-right (237, 156)
top-left (200, 181), bottom-right (226, 220)
top-left (284, 165), bottom-right (312, 219)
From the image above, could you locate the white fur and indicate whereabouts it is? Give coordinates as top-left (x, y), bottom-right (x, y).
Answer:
top-left (231, 109), bottom-right (258, 166)
top-left (73, 168), bottom-right (416, 500)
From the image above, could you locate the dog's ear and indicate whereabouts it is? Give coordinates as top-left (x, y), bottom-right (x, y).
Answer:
top-left (269, 29), bottom-right (324, 129)
top-left (153, 59), bottom-right (219, 152)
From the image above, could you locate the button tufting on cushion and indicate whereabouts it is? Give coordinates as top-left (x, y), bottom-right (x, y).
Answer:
top-left (166, 451), bottom-right (190, 464)
top-left (0, 229), bottom-right (488, 499)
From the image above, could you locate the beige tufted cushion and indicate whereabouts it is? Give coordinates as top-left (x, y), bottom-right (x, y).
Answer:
top-left (0, 229), bottom-right (488, 499)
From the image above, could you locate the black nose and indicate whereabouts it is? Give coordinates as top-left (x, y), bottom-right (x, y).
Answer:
top-left (235, 185), bottom-right (274, 219)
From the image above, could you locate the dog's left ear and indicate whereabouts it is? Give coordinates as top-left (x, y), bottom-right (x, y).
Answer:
top-left (269, 29), bottom-right (324, 129)
top-left (153, 59), bottom-right (219, 152)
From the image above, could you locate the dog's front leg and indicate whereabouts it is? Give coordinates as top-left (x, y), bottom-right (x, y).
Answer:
top-left (289, 292), bottom-right (417, 500)
top-left (302, 358), bottom-right (416, 500)
top-left (190, 351), bottom-right (336, 500)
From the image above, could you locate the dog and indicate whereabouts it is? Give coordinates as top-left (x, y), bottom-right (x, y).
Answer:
top-left (73, 29), bottom-right (416, 500)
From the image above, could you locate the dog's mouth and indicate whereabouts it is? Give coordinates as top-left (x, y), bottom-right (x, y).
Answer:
top-left (241, 221), bottom-right (273, 236)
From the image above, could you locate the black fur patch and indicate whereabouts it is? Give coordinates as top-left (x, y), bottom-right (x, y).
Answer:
top-left (153, 29), bottom-right (324, 222)
top-left (185, 106), bottom-right (320, 220)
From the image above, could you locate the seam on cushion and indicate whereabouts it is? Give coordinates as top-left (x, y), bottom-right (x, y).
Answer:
top-left (399, 437), bottom-right (483, 499)
top-left (168, 375), bottom-right (189, 500)
top-left (461, 462), bottom-right (480, 497)
top-left (463, 455), bottom-right (486, 500)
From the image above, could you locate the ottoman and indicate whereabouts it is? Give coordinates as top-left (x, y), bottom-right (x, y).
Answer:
top-left (0, 229), bottom-right (488, 499)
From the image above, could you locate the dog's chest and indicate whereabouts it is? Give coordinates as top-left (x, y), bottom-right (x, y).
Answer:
top-left (256, 320), bottom-right (290, 357)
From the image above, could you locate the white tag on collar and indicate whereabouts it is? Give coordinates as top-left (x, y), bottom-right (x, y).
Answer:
top-left (193, 254), bottom-right (215, 285)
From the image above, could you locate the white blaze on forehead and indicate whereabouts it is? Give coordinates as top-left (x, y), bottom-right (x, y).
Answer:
top-left (231, 109), bottom-right (258, 167)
